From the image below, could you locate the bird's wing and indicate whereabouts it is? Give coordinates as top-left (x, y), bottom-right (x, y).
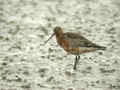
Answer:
top-left (64, 32), bottom-right (102, 48)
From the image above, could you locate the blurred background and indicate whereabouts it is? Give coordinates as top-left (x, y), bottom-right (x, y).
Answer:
top-left (0, 0), bottom-right (120, 90)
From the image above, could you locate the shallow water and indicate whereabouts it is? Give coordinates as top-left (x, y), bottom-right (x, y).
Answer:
top-left (0, 0), bottom-right (120, 90)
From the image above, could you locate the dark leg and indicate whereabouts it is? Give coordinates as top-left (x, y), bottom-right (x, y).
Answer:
top-left (78, 56), bottom-right (80, 60)
top-left (73, 56), bottom-right (80, 70)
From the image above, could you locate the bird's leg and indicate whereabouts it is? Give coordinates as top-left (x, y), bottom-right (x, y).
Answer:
top-left (73, 56), bottom-right (78, 70)
top-left (73, 56), bottom-right (80, 70)
top-left (78, 56), bottom-right (80, 60)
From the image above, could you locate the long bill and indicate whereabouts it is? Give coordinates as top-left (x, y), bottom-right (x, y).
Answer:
top-left (44, 33), bottom-right (55, 45)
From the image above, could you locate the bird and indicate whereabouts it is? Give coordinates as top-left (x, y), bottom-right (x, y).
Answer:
top-left (44, 26), bottom-right (106, 70)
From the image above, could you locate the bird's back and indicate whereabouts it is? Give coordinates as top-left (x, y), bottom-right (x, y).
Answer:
top-left (63, 32), bottom-right (106, 50)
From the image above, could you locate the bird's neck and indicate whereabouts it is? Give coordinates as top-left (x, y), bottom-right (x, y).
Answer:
top-left (55, 32), bottom-right (64, 39)
top-left (55, 33), bottom-right (66, 47)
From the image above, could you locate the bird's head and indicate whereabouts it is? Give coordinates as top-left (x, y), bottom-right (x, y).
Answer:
top-left (44, 26), bottom-right (63, 45)
top-left (54, 26), bottom-right (63, 35)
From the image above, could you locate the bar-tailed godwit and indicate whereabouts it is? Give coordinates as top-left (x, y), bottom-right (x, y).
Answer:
top-left (44, 26), bottom-right (106, 70)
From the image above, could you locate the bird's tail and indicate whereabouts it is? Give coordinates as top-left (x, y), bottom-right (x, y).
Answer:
top-left (95, 45), bottom-right (106, 50)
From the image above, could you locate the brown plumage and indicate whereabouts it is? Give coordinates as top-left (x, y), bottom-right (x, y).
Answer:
top-left (44, 26), bottom-right (106, 70)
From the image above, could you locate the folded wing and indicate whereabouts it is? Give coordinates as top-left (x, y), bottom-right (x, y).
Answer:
top-left (64, 32), bottom-right (106, 50)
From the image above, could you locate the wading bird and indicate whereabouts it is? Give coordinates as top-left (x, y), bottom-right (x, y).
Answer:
top-left (44, 26), bottom-right (106, 70)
